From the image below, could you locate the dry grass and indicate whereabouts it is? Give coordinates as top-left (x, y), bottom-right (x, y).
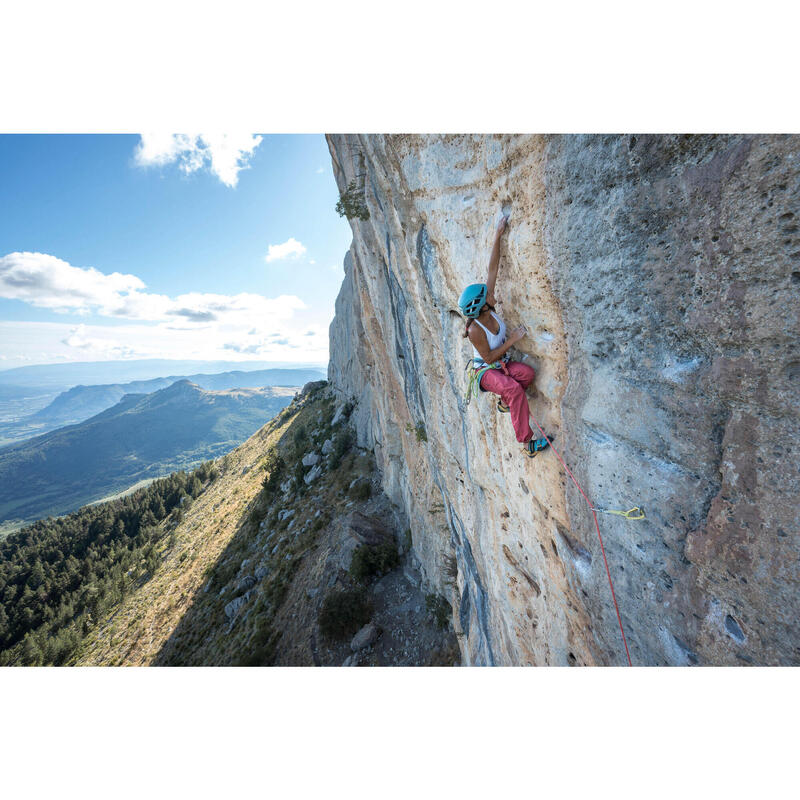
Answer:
top-left (72, 405), bottom-right (302, 666)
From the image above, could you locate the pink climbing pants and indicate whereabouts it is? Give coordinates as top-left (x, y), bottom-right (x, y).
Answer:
top-left (479, 360), bottom-right (536, 443)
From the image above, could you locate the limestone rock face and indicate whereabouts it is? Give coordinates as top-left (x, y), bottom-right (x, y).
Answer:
top-left (326, 134), bottom-right (800, 666)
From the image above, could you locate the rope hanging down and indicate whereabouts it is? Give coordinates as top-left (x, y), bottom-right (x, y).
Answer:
top-left (527, 412), bottom-right (634, 667)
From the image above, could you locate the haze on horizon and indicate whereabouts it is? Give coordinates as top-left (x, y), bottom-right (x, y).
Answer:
top-left (0, 134), bottom-right (352, 370)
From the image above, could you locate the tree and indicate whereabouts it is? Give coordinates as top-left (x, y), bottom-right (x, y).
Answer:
top-left (335, 178), bottom-right (370, 221)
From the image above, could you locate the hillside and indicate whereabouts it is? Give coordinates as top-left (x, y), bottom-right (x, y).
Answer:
top-left (0, 358), bottom-right (321, 388)
top-left (0, 366), bottom-right (325, 445)
top-left (326, 134), bottom-right (800, 666)
top-left (0, 380), bottom-right (297, 525)
top-left (0, 382), bottom-right (456, 666)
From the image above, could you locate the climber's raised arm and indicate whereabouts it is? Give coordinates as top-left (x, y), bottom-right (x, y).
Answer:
top-left (485, 214), bottom-right (507, 305)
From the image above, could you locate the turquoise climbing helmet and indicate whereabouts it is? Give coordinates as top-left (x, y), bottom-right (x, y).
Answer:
top-left (458, 283), bottom-right (487, 318)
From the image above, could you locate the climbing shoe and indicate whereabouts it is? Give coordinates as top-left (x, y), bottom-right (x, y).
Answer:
top-left (522, 434), bottom-right (553, 459)
top-left (497, 399), bottom-right (510, 413)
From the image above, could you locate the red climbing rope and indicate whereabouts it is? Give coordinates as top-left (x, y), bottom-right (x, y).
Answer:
top-left (529, 413), bottom-right (633, 667)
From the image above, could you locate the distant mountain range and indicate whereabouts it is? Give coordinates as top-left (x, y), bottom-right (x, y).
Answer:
top-left (0, 367), bottom-right (325, 445)
top-left (0, 380), bottom-right (298, 526)
top-left (0, 358), bottom-right (327, 388)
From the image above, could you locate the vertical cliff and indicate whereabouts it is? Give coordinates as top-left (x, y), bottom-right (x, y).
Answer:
top-left (326, 134), bottom-right (800, 666)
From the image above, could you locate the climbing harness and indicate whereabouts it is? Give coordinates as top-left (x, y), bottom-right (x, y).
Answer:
top-left (464, 357), bottom-right (510, 406)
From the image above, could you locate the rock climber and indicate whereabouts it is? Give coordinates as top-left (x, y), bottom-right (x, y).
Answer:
top-left (458, 214), bottom-right (551, 459)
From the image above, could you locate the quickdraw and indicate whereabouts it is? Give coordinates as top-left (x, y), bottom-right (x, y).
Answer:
top-left (590, 505), bottom-right (647, 521)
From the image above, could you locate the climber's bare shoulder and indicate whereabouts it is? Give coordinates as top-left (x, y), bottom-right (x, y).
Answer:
top-left (467, 323), bottom-right (491, 363)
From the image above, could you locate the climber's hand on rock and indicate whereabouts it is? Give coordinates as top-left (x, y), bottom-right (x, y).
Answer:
top-left (509, 325), bottom-right (527, 344)
top-left (495, 215), bottom-right (508, 237)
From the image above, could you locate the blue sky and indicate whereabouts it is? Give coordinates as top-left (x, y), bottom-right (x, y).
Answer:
top-left (0, 134), bottom-right (352, 368)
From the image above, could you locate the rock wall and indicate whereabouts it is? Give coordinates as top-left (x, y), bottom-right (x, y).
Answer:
top-left (326, 134), bottom-right (800, 666)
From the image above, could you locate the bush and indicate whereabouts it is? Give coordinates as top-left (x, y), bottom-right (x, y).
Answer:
top-left (348, 480), bottom-right (371, 502)
top-left (328, 428), bottom-right (354, 469)
top-left (262, 451), bottom-right (285, 496)
top-left (318, 590), bottom-right (372, 640)
top-left (311, 514), bottom-right (329, 533)
top-left (425, 594), bottom-right (452, 630)
top-left (349, 540), bottom-right (399, 584)
top-left (237, 617), bottom-right (281, 666)
top-left (335, 179), bottom-right (369, 221)
top-left (292, 426), bottom-right (307, 449)
top-left (405, 421), bottom-right (427, 442)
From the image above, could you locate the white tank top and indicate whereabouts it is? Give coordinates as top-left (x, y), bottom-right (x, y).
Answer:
top-left (471, 311), bottom-right (507, 367)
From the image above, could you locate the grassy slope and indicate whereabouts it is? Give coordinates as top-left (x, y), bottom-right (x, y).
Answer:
top-left (72, 398), bottom-right (301, 666)
top-left (72, 385), bottom-right (458, 667)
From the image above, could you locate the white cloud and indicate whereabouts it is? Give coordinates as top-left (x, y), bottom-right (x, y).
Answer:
top-left (0, 252), bottom-right (146, 314)
top-left (61, 324), bottom-right (138, 359)
top-left (316, 167), bottom-right (324, 174)
top-left (134, 133), bottom-right (263, 188)
top-left (0, 252), bottom-right (306, 326)
top-left (0, 252), bottom-right (332, 367)
top-left (61, 324), bottom-right (93, 349)
top-left (265, 237), bottom-right (307, 263)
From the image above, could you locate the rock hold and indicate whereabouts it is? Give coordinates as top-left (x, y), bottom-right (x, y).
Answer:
top-left (224, 589), bottom-right (253, 621)
top-left (300, 379), bottom-right (326, 397)
top-left (235, 575), bottom-right (257, 594)
top-left (304, 464), bottom-right (323, 484)
top-left (351, 623), bottom-right (380, 651)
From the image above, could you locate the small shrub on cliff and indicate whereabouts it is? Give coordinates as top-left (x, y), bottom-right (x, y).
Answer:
top-left (319, 589), bottom-right (372, 640)
top-left (405, 421), bottom-right (427, 442)
top-left (335, 179), bottom-right (370, 221)
top-left (349, 539), bottom-right (400, 584)
top-left (262, 451), bottom-right (285, 496)
top-left (328, 428), bottom-right (354, 469)
top-left (443, 553), bottom-right (458, 586)
top-left (348, 480), bottom-right (371, 502)
top-left (425, 593), bottom-right (452, 630)
top-left (292, 425), bottom-right (307, 449)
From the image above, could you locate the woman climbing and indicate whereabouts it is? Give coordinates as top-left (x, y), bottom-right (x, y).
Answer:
top-left (459, 213), bottom-right (551, 459)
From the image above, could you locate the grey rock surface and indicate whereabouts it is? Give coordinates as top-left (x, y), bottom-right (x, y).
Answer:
top-left (224, 589), bottom-right (253, 621)
top-left (234, 575), bottom-right (257, 594)
top-left (350, 623), bottom-right (380, 651)
top-left (326, 133), bottom-right (800, 666)
top-left (304, 464), bottom-right (323, 484)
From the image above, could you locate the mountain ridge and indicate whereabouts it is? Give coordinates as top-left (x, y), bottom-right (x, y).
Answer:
top-left (0, 367), bottom-right (326, 445)
top-left (0, 381), bottom-right (298, 525)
